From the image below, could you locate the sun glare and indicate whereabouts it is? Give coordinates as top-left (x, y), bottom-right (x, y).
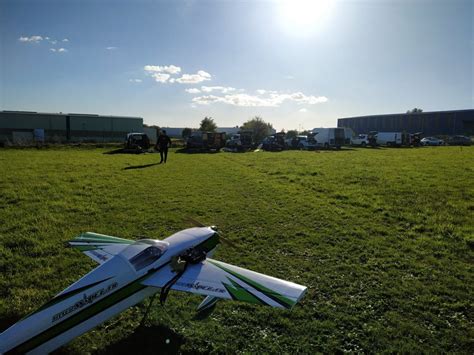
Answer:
top-left (278, 0), bottom-right (334, 36)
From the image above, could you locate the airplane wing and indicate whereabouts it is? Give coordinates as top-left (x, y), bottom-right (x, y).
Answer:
top-left (67, 232), bottom-right (134, 264)
top-left (142, 258), bottom-right (307, 309)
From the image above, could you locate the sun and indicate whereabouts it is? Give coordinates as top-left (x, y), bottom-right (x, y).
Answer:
top-left (277, 0), bottom-right (335, 36)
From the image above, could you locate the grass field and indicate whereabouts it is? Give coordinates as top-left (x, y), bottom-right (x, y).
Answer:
top-left (0, 146), bottom-right (473, 353)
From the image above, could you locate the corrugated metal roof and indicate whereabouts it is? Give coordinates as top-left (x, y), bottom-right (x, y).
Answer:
top-left (1, 110), bottom-right (142, 120)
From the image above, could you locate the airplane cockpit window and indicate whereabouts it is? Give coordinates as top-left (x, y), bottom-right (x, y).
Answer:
top-left (121, 240), bottom-right (169, 271)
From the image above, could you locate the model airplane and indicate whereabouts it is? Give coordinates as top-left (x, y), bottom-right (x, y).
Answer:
top-left (0, 227), bottom-right (307, 354)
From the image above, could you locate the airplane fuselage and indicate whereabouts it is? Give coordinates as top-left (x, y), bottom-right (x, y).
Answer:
top-left (0, 227), bottom-right (217, 354)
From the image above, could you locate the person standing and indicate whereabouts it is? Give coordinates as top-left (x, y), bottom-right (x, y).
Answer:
top-left (156, 130), bottom-right (172, 163)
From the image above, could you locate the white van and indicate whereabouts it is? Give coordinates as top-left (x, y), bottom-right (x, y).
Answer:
top-left (311, 128), bottom-right (346, 149)
top-left (376, 132), bottom-right (410, 146)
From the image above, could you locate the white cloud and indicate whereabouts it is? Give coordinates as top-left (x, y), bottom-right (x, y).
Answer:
top-left (129, 79), bottom-right (142, 83)
top-left (185, 88), bottom-right (201, 94)
top-left (50, 48), bottom-right (67, 53)
top-left (192, 94), bottom-right (270, 107)
top-left (19, 35), bottom-right (43, 43)
top-left (256, 89), bottom-right (266, 95)
top-left (151, 73), bottom-right (171, 83)
top-left (201, 86), bottom-right (235, 93)
top-left (299, 108), bottom-right (308, 113)
top-left (143, 65), bottom-right (213, 85)
top-left (290, 92), bottom-right (328, 104)
top-left (175, 70), bottom-right (211, 84)
top-left (62, 38), bottom-right (69, 42)
top-left (284, 75), bottom-right (295, 80)
top-left (192, 91), bottom-right (328, 107)
top-left (106, 46), bottom-right (118, 50)
top-left (144, 65), bottom-right (181, 74)
top-left (50, 40), bottom-right (57, 45)
top-left (192, 95), bottom-right (223, 105)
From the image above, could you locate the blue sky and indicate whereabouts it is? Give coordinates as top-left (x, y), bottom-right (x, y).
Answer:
top-left (1, 0), bottom-right (472, 130)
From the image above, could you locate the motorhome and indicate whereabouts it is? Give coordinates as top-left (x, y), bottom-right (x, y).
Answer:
top-left (311, 128), bottom-right (345, 149)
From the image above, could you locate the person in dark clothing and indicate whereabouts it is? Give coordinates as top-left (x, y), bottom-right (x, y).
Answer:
top-left (156, 130), bottom-right (172, 163)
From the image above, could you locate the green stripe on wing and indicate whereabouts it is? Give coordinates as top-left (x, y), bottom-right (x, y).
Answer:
top-left (208, 260), bottom-right (296, 309)
top-left (222, 278), bottom-right (265, 305)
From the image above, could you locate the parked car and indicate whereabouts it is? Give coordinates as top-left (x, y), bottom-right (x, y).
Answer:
top-left (225, 131), bottom-right (254, 151)
top-left (446, 135), bottom-right (472, 146)
top-left (185, 131), bottom-right (226, 151)
top-left (288, 135), bottom-right (317, 150)
top-left (262, 132), bottom-right (286, 151)
top-left (125, 132), bottom-right (150, 150)
top-left (421, 137), bottom-right (445, 146)
top-left (351, 134), bottom-right (370, 147)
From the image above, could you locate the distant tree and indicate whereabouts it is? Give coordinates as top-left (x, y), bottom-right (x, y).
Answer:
top-left (182, 128), bottom-right (193, 138)
top-left (241, 116), bottom-right (274, 144)
top-left (199, 117), bottom-right (217, 132)
top-left (406, 108), bottom-right (423, 114)
top-left (286, 130), bottom-right (298, 139)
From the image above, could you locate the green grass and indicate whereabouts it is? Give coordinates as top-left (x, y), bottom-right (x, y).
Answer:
top-left (0, 146), bottom-right (473, 353)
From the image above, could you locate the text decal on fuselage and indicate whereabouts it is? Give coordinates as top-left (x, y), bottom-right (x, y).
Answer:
top-left (52, 282), bottom-right (118, 323)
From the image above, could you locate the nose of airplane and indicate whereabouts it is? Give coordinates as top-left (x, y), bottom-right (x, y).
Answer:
top-left (163, 227), bottom-right (218, 254)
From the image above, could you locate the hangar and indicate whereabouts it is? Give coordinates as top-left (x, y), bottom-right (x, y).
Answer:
top-left (337, 109), bottom-right (474, 136)
top-left (0, 111), bottom-right (143, 144)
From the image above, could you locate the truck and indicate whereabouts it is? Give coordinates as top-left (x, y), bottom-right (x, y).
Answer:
top-left (311, 128), bottom-right (345, 149)
top-left (375, 132), bottom-right (410, 147)
top-left (185, 131), bottom-right (226, 151)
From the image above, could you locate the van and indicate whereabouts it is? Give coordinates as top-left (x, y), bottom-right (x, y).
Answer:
top-left (376, 132), bottom-right (410, 147)
top-left (311, 128), bottom-right (345, 149)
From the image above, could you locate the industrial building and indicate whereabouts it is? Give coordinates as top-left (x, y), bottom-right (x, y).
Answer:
top-left (337, 109), bottom-right (474, 136)
top-left (0, 111), bottom-right (144, 144)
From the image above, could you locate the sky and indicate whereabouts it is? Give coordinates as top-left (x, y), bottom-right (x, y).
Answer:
top-left (0, 0), bottom-right (472, 130)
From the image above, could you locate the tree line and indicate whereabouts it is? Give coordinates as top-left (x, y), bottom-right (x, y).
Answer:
top-left (182, 116), bottom-right (274, 144)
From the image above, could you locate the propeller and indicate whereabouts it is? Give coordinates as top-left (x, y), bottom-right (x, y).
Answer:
top-left (184, 217), bottom-right (241, 249)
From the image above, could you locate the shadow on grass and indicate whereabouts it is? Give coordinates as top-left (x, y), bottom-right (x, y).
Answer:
top-left (95, 324), bottom-right (185, 355)
top-left (0, 314), bottom-right (20, 332)
top-left (174, 148), bottom-right (221, 154)
top-left (192, 303), bottom-right (217, 321)
top-left (124, 163), bottom-right (161, 170)
top-left (104, 148), bottom-right (152, 155)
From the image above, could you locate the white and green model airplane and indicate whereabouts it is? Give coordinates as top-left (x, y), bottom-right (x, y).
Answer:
top-left (0, 227), bottom-right (307, 354)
